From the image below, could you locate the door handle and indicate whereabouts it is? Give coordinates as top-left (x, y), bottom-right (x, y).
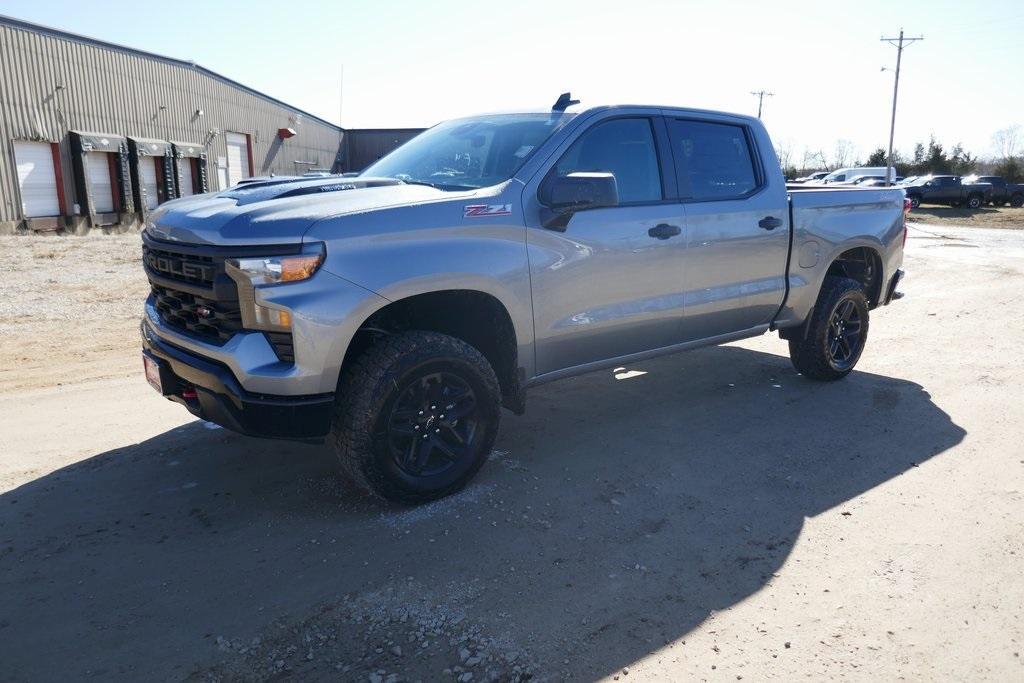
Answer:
top-left (648, 223), bottom-right (681, 239)
top-left (758, 216), bottom-right (783, 230)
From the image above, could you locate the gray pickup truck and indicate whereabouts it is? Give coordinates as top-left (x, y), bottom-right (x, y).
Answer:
top-left (140, 97), bottom-right (908, 502)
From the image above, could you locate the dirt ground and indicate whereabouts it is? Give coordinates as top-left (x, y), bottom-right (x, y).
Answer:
top-left (0, 234), bottom-right (147, 394)
top-left (907, 204), bottom-right (1024, 229)
top-left (1, 225), bottom-right (1023, 682)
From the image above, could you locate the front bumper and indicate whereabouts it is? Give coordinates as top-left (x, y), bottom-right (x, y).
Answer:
top-left (142, 321), bottom-right (334, 441)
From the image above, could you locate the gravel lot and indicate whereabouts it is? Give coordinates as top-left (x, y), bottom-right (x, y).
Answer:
top-left (0, 234), bottom-right (147, 394)
top-left (907, 205), bottom-right (1024, 229)
top-left (1, 225), bottom-right (1022, 681)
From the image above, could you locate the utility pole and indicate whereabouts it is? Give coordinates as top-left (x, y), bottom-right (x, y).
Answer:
top-left (881, 29), bottom-right (923, 186)
top-left (750, 90), bottom-right (773, 118)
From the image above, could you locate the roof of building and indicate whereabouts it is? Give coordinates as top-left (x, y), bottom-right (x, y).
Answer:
top-left (0, 14), bottom-right (342, 133)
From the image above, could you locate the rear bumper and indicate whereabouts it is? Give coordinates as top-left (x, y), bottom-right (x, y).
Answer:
top-left (884, 268), bottom-right (905, 305)
top-left (141, 321), bottom-right (334, 441)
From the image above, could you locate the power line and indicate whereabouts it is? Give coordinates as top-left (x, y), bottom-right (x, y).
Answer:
top-left (881, 29), bottom-right (923, 187)
top-left (750, 90), bottom-right (773, 119)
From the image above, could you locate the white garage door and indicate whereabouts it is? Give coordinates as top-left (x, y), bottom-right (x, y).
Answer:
top-left (226, 132), bottom-right (250, 187)
top-left (13, 141), bottom-right (60, 217)
top-left (177, 158), bottom-right (195, 197)
top-left (140, 157), bottom-right (159, 209)
top-left (85, 152), bottom-right (115, 213)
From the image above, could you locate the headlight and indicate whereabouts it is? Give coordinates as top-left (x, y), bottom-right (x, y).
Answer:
top-left (225, 242), bottom-right (324, 333)
top-left (227, 242), bottom-right (325, 285)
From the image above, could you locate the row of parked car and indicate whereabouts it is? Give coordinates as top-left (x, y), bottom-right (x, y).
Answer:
top-left (790, 168), bottom-right (1024, 209)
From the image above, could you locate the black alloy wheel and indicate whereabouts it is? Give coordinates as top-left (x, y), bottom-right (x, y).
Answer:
top-left (787, 276), bottom-right (870, 381)
top-left (332, 331), bottom-right (501, 503)
top-left (385, 371), bottom-right (480, 478)
top-left (825, 298), bottom-right (863, 372)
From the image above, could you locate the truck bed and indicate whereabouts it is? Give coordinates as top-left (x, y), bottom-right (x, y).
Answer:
top-left (771, 184), bottom-right (906, 329)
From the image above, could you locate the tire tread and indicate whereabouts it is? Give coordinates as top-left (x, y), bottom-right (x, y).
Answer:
top-left (331, 331), bottom-right (500, 502)
top-left (788, 276), bottom-right (869, 381)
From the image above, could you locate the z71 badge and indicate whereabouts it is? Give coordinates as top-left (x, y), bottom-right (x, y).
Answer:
top-left (463, 204), bottom-right (512, 218)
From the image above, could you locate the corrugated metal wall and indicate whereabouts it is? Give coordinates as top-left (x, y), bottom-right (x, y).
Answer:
top-left (335, 129), bottom-right (425, 173)
top-left (0, 18), bottom-right (343, 231)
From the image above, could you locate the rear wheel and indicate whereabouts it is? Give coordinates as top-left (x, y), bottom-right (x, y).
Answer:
top-left (332, 331), bottom-right (501, 503)
top-left (787, 276), bottom-right (870, 381)
top-left (966, 195), bottom-right (983, 209)
top-left (1011, 194), bottom-right (1024, 208)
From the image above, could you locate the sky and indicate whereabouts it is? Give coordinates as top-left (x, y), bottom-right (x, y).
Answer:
top-left (3, 0), bottom-right (1022, 164)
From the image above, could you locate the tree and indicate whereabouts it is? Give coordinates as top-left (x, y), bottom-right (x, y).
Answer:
top-left (993, 156), bottom-right (1023, 183)
top-left (992, 125), bottom-right (1021, 160)
top-left (866, 147), bottom-right (888, 166)
top-left (925, 136), bottom-right (948, 174)
top-left (775, 144), bottom-right (796, 179)
top-left (948, 143), bottom-right (977, 176)
top-left (831, 139), bottom-right (855, 169)
top-left (912, 142), bottom-right (926, 166)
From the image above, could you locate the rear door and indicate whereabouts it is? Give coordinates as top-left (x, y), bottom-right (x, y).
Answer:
top-left (665, 115), bottom-right (790, 341)
top-left (525, 114), bottom-right (687, 375)
top-left (13, 141), bottom-right (61, 217)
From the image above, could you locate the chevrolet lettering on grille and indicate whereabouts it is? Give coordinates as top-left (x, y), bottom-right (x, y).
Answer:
top-left (144, 252), bottom-right (216, 282)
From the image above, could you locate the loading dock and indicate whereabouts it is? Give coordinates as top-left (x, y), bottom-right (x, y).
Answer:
top-left (69, 131), bottom-right (134, 228)
top-left (11, 140), bottom-right (64, 230)
top-left (127, 137), bottom-right (173, 218)
top-left (171, 142), bottom-right (208, 197)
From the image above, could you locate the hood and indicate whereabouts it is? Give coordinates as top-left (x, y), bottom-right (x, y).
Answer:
top-left (145, 177), bottom-right (447, 246)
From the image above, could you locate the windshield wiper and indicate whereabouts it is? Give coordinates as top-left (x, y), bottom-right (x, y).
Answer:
top-left (398, 178), bottom-right (476, 191)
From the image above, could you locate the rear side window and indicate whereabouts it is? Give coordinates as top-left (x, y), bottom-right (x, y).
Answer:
top-left (668, 119), bottom-right (759, 200)
top-left (550, 118), bottom-right (663, 204)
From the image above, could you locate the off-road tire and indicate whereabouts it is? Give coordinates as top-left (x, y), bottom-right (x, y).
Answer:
top-left (788, 276), bottom-right (870, 381)
top-left (1011, 194), bottom-right (1024, 208)
top-left (332, 331), bottom-right (501, 503)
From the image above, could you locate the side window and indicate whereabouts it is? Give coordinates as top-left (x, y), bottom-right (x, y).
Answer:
top-left (668, 119), bottom-right (759, 200)
top-left (549, 118), bottom-right (663, 204)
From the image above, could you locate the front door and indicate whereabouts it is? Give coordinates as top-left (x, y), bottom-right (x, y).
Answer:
top-left (664, 116), bottom-right (790, 341)
top-left (525, 115), bottom-right (687, 376)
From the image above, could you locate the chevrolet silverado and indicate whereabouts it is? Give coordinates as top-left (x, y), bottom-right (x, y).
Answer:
top-left (140, 97), bottom-right (908, 502)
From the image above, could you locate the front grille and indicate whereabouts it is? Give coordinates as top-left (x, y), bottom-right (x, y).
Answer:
top-left (143, 233), bottom-right (296, 362)
top-left (151, 283), bottom-right (242, 344)
top-left (143, 244), bottom-right (217, 287)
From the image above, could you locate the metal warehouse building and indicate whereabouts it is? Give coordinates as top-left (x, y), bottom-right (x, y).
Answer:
top-left (0, 15), bottom-right (421, 235)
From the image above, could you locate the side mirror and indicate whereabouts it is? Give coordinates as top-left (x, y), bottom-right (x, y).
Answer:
top-left (540, 172), bottom-right (619, 231)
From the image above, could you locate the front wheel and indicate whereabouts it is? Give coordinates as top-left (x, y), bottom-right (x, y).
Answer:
top-left (908, 196), bottom-right (921, 209)
top-left (787, 277), bottom-right (870, 381)
top-left (966, 195), bottom-right (983, 209)
top-left (1011, 194), bottom-right (1024, 208)
top-left (332, 331), bottom-right (501, 503)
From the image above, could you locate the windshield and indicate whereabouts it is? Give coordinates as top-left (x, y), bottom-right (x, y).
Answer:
top-left (361, 113), bottom-right (577, 190)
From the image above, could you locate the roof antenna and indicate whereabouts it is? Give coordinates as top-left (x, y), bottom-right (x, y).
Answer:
top-left (552, 92), bottom-right (580, 112)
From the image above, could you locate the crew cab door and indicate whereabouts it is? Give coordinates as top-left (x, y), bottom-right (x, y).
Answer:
top-left (523, 113), bottom-right (686, 376)
top-left (663, 115), bottom-right (790, 341)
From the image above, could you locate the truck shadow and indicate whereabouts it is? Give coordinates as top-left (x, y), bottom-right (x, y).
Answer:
top-left (0, 345), bottom-right (965, 681)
